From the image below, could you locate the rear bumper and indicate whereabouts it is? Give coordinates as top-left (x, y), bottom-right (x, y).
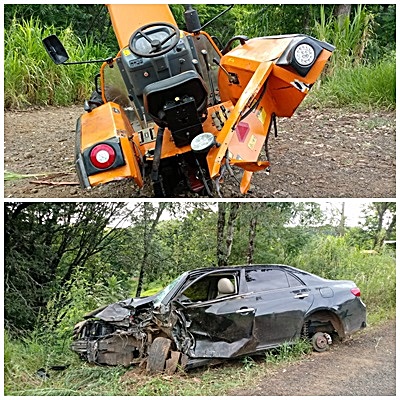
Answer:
top-left (342, 298), bottom-right (367, 336)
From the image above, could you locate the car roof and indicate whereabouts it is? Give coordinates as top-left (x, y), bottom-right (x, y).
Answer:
top-left (185, 264), bottom-right (325, 286)
top-left (187, 264), bottom-right (309, 275)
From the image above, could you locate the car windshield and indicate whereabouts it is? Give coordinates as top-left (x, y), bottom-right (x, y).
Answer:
top-left (153, 273), bottom-right (185, 306)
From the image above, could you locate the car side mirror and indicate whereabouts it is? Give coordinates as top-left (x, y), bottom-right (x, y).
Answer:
top-left (42, 35), bottom-right (69, 65)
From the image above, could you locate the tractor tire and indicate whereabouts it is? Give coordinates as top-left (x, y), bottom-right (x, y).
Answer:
top-left (146, 337), bottom-right (172, 373)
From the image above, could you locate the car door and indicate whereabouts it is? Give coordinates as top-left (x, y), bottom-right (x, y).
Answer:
top-left (243, 267), bottom-right (314, 348)
top-left (177, 272), bottom-right (258, 359)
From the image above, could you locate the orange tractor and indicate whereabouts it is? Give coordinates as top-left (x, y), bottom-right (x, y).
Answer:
top-left (43, 4), bottom-right (334, 197)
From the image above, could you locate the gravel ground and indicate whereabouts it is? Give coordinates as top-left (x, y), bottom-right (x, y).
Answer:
top-left (230, 319), bottom-right (396, 396)
top-left (4, 106), bottom-right (396, 198)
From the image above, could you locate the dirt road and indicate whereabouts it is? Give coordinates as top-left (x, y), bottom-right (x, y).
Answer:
top-left (231, 319), bottom-right (396, 396)
top-left (4, 106), bottom-right (396, 198)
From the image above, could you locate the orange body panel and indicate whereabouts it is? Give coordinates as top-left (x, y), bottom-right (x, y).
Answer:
top-left (79, 102), bottom-right (143, 188)
top-left (207, 61), bottom-right (274, 179)
top-left (218, 37), bottom-right (294, 104)
top-left (107, 4), bottom-right (177, 49)
top-left (268, 49), bottom-right (332, 117)
top-left (218, 37), bottom-right (331, 118)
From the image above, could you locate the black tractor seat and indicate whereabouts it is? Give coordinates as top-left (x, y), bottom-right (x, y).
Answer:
top-left (143, 70), bottom-right (209, 147)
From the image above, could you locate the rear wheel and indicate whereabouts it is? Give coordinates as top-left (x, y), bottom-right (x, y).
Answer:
top-left (146, 337), bottom-right (172, 373)
top-left (311, 332), bottom-right (331, 352)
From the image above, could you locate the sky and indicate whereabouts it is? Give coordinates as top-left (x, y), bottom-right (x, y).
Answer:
top-left (122, 200), bottom-right (372, 228)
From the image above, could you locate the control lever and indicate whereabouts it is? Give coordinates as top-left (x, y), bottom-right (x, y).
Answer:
top-left (201, 49), bottom-right (217, 105)
top-left (212, 58), bottom-right (239, 84)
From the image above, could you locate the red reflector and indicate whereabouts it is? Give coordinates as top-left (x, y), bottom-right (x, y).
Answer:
top-left (236, 122), bottom-right (250, 143)
top-left (351, 288), bottom-right (361, 297)
top-left (90, 144), bottom-right (116, 169)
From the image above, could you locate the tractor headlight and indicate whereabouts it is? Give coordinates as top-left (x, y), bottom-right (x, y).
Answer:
top-left (294, 43), bottom-right (315, 67)
top-left (191, 132), bottom-right (216, 153)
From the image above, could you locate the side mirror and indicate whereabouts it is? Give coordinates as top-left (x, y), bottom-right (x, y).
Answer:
top-left (42, 35), bottom-right (69, 65)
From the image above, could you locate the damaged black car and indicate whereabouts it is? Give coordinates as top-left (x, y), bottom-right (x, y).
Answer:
top-left (72, 265), bottom-right (367, 373)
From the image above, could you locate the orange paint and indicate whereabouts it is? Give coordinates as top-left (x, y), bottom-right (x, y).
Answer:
top-left (107, 4), bottom-right (177, 49)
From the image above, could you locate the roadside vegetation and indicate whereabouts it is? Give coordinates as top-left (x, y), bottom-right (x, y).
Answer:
top-left (4, 4), bottom-right (395, 110)
top-left (4, 202), bottom-right (395, 395)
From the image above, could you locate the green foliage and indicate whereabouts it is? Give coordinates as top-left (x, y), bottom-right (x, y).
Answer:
top-left (4, 4), bottom-right (118, 50)
top-left (231, 4), bottom-right (317, 39)
top-left (4, 18), bottom-right (109, 108)
top-left (308, 5), bottom-right (395, 110)
top-left (365, 5), bottom-right (396, 62)
top-left (42, 266), bottom-right (131, 344)
top-left (294, 235), bottom-right (396, 313)
top-left (5, 202), bottom-right (128, 332)
top-left (265, 340), bottom-right (312, 364)
top-left (4, 4), bottom-right (397, 110)
top-left (308, 55), bottom-right (395, 110)
top-left (4, 328), bottom-right (75, 395)
top-left (314, 5), bottom-right (374, 69)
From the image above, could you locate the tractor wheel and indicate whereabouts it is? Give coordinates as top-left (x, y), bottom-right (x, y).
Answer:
top-left (146, 337), bottom-right (172, 373)
top-left (311, 332), bottom-right (331, 352)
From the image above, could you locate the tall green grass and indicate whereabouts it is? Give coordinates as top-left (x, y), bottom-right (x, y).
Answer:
top-left (308, 5), bottom-right (396, 110)
top-left (4, 18), bottom-right (109, 108)
top-left (314, 5), bottom-right (374, 69)
top-left (308, 56), bottom-right (396, 110)
top-left (4, 14), bottom-right (396, 111)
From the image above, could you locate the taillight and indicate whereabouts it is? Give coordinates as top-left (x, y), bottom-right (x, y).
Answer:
top-left (351, 287), bottom-right (361, 297)
top-left (89, 144), bottom-right (116, 169)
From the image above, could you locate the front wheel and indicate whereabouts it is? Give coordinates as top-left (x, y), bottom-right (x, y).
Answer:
top-left (146, 337), bottom-right (172, 373)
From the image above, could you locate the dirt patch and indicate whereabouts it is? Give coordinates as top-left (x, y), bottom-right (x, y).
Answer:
top-left (230, 319), bottom-right (396, 396)
top-left (4, 106), bottom-right (395, 198)
top-left (117, 319), bottom-right (395, 396)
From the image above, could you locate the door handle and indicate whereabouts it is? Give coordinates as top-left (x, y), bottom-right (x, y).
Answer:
top-left (235, 307), bottom-right (255, 314)
top-left (293, 293), bottom-right (309, 299)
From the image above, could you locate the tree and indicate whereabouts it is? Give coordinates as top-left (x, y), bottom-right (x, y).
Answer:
top-left (334, 4), bottom-right (352, 24)
top-left (216, 203), bottom-right (240, 266)
top-left (5, 202), bottom-right (130, 331)
top-left (362, 202), bottom-right (396, 250)
top-left (134, 203), bottom-right (168, 297)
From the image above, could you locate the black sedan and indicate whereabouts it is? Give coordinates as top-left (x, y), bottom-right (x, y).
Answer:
top-left (71, 264), bottom-right (367, 372)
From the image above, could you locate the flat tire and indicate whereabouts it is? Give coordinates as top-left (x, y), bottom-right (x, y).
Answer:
top-left (146, 337), bottom-right (172, 373)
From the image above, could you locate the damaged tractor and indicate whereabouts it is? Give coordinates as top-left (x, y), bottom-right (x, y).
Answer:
top-left (43, 4), bottom-right (334, 197)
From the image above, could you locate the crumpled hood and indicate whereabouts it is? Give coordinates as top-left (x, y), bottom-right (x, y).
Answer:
top-left (84, 295), bottom-right (157, 322)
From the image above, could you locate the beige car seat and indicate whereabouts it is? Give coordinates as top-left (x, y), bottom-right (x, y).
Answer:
top-left (216, 278), bottom-right (235, 298)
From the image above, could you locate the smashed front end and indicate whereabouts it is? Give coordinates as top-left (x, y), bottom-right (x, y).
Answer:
top-left (71, 297), bottom-right (157, 367)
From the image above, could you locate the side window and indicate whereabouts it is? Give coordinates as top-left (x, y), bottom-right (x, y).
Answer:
top-left (287, 272), bottom-right (304, 287)
top-left (245, 269), bottom-right (289, 292)
top-left (181, 274), bottom-right (237, 302)
top-left (182, 279), bottom-right (211, 302)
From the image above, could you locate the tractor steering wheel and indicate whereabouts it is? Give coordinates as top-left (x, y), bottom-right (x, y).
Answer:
top-left (129, 22), bottom-right (180, 58)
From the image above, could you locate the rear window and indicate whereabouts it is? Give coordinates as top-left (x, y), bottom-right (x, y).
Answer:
top-left (286, 272), bottom-right (304, 287)
top-left (245, 268), bottom-right (290, 292)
